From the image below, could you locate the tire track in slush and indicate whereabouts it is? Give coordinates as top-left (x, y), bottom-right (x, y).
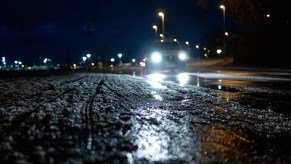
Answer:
top-left (0, 76), bottom-right (87, 138)
top-left (80, 77), bottom-right (105, 152)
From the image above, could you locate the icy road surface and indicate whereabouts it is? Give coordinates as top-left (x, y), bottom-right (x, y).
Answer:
top-left (0, 72), bottom-right (291, 163)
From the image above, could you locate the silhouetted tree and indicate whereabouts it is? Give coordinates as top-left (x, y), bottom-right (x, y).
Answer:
top-left (196, 0), bottom-right (290, 67)
top-left (222, 0), bottom-right (289, 66)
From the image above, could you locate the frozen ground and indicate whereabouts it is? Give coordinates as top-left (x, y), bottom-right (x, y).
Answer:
top-left (0, 72), bottom-right (291, 163)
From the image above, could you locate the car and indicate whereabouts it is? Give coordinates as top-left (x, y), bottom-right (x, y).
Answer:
top-left (144, 39), bottom-right (190, 73)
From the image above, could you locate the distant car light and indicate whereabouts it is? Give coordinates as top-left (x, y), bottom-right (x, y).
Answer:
top-left (178, 52), bottom-right (187, 61)
top-left (140, 61), bottom-right (146, 67)
top-left (151, 52), bottom-right (162, 63)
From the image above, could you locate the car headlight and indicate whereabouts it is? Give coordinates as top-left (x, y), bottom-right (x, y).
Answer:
top-left (178, 52), bottom-right (187, 61)
top-left (150, 52), bottom-right (162, 63)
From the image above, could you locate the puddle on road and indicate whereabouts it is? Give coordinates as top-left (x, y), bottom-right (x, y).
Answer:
top-left (156, 73), bottom-right (240, 92)
top-left (143, 72), bottom-right (291, 116)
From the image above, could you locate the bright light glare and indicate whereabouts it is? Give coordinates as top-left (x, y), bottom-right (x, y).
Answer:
top-left (217, 49), bottom-right (222, 54)
top-left (86, 53), bottom-right (91, 58)
top-left (147, 73), bottom-right (166, 89)
top-left (151, 52), bottom-right (162, 63)
top-left (218, 85), bottom-right (222, 90)
top-left (178, 52), bottom-right (187, 60)
top-left (152, 92), bottom-right (163, 101)
top-left (139, 62), bottom-right (145, 67)
top-left (177, 73), bottom-right (189, 86)
top-left (136, 129), bottom-right (169, 161)
top-left (147, 73), bottom-right (165, 82)
top-left (158, 12), bottom-right (164, 17)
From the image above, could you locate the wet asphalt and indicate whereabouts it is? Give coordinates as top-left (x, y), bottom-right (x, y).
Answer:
top-left (0, 69), bottom-right (290, 163)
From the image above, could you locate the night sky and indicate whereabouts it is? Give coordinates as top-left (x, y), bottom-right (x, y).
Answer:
top-left (0, 0), bottom-right (224, 65)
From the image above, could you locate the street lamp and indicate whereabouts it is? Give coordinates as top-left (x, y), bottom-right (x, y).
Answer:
top-left (86, 53), bottom-right (91, 62)
top-left (82, 56), bottom-right (87, 63)
top-left (152, 25), bottom-right (158, 39)
top-left (158, 12), bottom-right (165, 38)
top-left (118, 53), bottom-right (122, 64)
top-left (220, 5), bottom-right (226, 56)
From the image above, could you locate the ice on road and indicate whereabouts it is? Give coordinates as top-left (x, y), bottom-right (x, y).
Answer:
top-left (0, 73), bottom-right (290, 163)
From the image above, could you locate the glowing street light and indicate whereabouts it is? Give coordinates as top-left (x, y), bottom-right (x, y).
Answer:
top-left (152, 25), bottom-right (158, 39)
top-left (110, 58), bottom-right (115, 62)
top-left (158, 12), bottom-right (165, 37)
top-left (216, 49), bottom-right (222, 55)
top-left (86, 53), bottom-right (91, 62)
top-left (220, 5), bottom-right (226, 56)
top-left (118, 53), bottom-right (122, 64)
top-left (220, 5), bottom-right (226, 31)
top-left (2, 57), bottom-right (6, 67)
top-left (82, 56), bottom-right (87, 62)
top-left (185, 41), bottom-right (189, 46)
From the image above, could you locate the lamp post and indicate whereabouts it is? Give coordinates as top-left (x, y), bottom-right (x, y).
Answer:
top-left (152, 25), bottom-right (158, 40)
top-left (220, 5), bottom-right (226, 56)
top-left (82, 56), bottom-right (87, 66)
top-left (118, 53), bottom-right (122, 65)
top-left (86, 53), bottom-right (91, 62)
top-left (158, 12), bottom-right (165, 38)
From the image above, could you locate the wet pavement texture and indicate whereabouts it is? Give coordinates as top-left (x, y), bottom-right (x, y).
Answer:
top-left (0, 71), bottom-right (291, 163)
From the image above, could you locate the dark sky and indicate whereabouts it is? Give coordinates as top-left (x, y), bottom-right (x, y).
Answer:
top-left (0, 0), bottom-right (224, 65)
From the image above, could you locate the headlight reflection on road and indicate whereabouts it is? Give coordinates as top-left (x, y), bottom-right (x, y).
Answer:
top-left (147, 73), bottom-right (166, 89)
top-left (177, 73), bottom-right (190, 86)
top-left (218, 79), bottom-right (222, 90)
top-left (147, 73), bottom-right (166, 100)
top-left (136, 129), bottom-right (170, 161)
top-left (147, 73), bottom-right (165, 82)
top-left (152, 91), bottom-right (163, 101)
